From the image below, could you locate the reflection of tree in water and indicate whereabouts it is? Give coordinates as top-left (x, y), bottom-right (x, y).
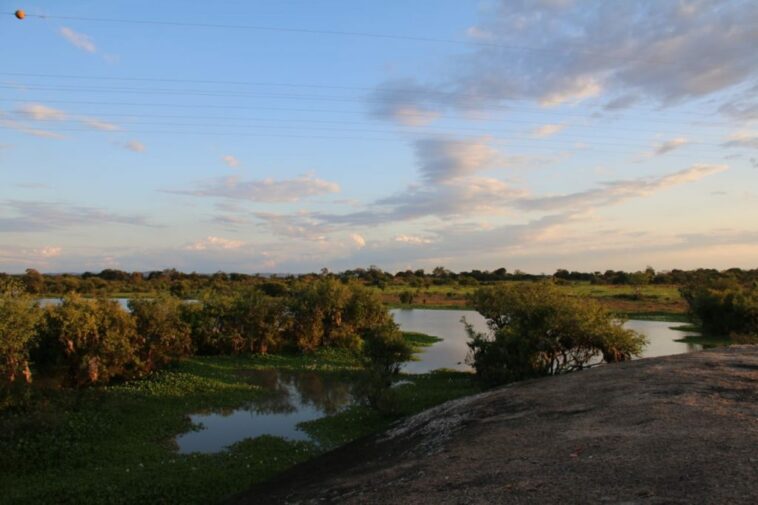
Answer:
top-left (242, 369), bottom-right (355, 416)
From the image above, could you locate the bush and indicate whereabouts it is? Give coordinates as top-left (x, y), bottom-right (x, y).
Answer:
top-left (398, 290), bottom-right (415, 305)
top-left (183, 290), bottom-right (237, 354)
top-left (359, 321), bottom-right (413, 412)
top-left (128, 295), bottom-right (192, 372)
top-left (288, 279), bottom-right (389, 352)
top-left (38, 295), bottom-right (140, 387)
top-left (466, 283), bottom-right (646, 385)
top-left (0, 280), bottom-right (41, 389)
top-left (225, 288), bottom-right (288, 354)
top-left (680, 281), bottom-right (758, 337)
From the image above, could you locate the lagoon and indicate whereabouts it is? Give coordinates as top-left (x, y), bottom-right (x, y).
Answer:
top-left (176, 308), bottom-right (702, 453)
top-left (393, 308), bottom-right (702, 373)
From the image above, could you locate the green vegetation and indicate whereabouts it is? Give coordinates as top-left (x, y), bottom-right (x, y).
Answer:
top-left (680, 280), bottom-right (758, 340)
top-left (10, 265), bottom-right (758, 319)
top-left (36, 295), bottom-right (140, 387)
top-left (2, 265), bottom-right (752, 504)
top-left (0, 342), bottom-right (478, 505)
top-left (0, 280), bottom-right (40, 394)
top-left (466, 283), bottom-right (647, 385)
top-left (401, 331), bottom-right (443, 349)
top-left (0, 274), bottom-right (480, 504)
top-left (2, 279), bottom-right (396, 393)
top-left (358, 321), bottom-right (413, 411)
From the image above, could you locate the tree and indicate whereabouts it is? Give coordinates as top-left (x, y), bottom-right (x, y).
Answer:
top-left (359, 321), bottom-right (413, 411)
top-left (398, 290), bottom-right (415, 305)
top-left (226, 288), bottom-right (288, 354)
top-left (466, 283), bottom-right (646, 385)
top-left (0, 279), bottom-right (41, 389)
top-left (22, 268), bottom-right (45, 294)
top-left (183, 290), bottom-right (237, 354)
top-left (680, 281), bottom-right (758, 338)
top-left (629, 271), bottom-right (650, 299)
top-left (38, 295), bottom-right (139, 387)
top-left (129, 295), bottom-right (192, 372)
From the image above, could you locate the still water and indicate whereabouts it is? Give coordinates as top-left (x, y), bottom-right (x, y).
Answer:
top-left (392, 309), bottom-right (703, 374)
top-left (176, 309), bottom-right (702, 453)
top-left (175, 369), bottom-right (356, 454)
top-left (38, 297), bottom-right (132, 310)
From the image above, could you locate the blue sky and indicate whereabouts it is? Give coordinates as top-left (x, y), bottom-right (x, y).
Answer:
top-left (1, 0), bottom-right (756, 273)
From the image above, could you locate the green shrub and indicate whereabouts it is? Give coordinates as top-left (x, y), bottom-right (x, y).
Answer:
top-left (0, 280), bottom-right (41, 389)
top-left (128, 295), bottom-right (192, 372)
top-left (359, 321), bottom-right (413, 411)
top-left (183, 290), bottom-right (237, 354)
top-left (467, 283), bottom-right (646, 385)
top-left (38, 295), bottom-right (139, 387)
top-left (680, 281), bottom-right (758, 337)
top-left (398, 290), bottom-right (415, 304)
top-left (288, 279), bottom-right (390, 352)
top-left (226, 288), bottom-right (289, 354)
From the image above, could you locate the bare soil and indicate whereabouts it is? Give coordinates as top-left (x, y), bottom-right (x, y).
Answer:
top-left (228, 346), bottom-right (758, 505)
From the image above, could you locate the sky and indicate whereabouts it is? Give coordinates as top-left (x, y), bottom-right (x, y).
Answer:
top-left (1, 0), bottom-right (757, 274)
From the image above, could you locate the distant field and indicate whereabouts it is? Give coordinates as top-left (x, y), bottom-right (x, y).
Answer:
top-left (375, 281), bottom-right (687, 318)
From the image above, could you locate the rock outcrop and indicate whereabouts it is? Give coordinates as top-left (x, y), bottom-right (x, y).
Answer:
top-left (229, 346), bottom-right (758, 504)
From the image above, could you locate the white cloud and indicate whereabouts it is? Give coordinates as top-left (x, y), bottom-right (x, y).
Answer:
top-left (533, 124), bottom-right (566, 138)
top-left (222, 155), bottom-right (240, 168)
top-left (369, 79), bottom-right (446, 126)
top-left (186, 236), bottom-right (245, 251)
top-left (80, 118), bottom-right (120, 131)
top-left (723, 131), bottom-right (758, 149)
top-left (394, 234), bottom-right (433, 245)
top-left (540, 77), bottom-right (602, 107)
top-left (389, 106), bottom-right (441, 127)
top-left (168, 173), bottom-right (340, 203)
top-left (371, 1), bottom-right (758, 123)
top-left (124, 140), bottom-right (145, 152)
top-left (519, 164), bottom-right (727, 211)
top-left (0, 200), bottom-right (154, 232)
top-left (36, 246), bottom-right (62, 258)
top-left (16, 103), bottom-right (67, 121)
top-left (644, 137), bottom-right (689, 157)
top-left (465, 26), bottom-right (495, 41)
top-left (254, 211), bottom-right (330, 240)
top-left (0, 114), bottom-right (64, 139)
top-left (59, 27), bottom-right (97, 53)
top-left (414, 137), bottom-right (505, 182)
top-left (350, 233), bottom-right (366, 248)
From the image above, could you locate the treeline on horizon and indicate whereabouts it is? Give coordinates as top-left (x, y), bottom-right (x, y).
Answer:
top-left (4, 265), bottom-right (758, 296)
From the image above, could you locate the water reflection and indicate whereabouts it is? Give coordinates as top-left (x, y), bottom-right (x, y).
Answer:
top-left (391, 309), bottom-right (703, 374)
top-left (175, 369), bottom-right (356, 454)
top-left (38, 297), bottom-right (131, 310)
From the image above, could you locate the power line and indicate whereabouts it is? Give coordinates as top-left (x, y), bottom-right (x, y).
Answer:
top-left (5, 11), bottom-right (750, 69)
top-left (1, 98), bottom-right (728, 137)
top-left (15, 116), bottom-right (721, 149)
top-left (0, 72), bottom-right (732, 117)
top-left (0, 11), bottom-right (607, 56)
top-left (0, 72), bottom-right (725, 120)
top-left (13, 111), bottom-right (710, 139)
top-left (0, 91), bottom-right (726, 129)
top-left (1, 120), bottom-right (721, 156)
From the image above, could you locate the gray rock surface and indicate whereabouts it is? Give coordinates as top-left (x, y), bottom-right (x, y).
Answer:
top-left (228, 346), bottom-right (758, 504)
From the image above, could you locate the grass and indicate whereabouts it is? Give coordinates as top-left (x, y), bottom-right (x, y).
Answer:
top-left (669, 324), bottom-right (701, 332)
top-left (41, 281), bottom-right (691, 317)
top-left (674, 335), bottom-right (734, 348)
top-left (402, 331), bottom-right (443, 348)
top-left (616, 312), bottom-right (691, 322)
top-left (377, 281), bottom-right (689, 317)
top-left (0, 333), bottom-right (478, 505)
